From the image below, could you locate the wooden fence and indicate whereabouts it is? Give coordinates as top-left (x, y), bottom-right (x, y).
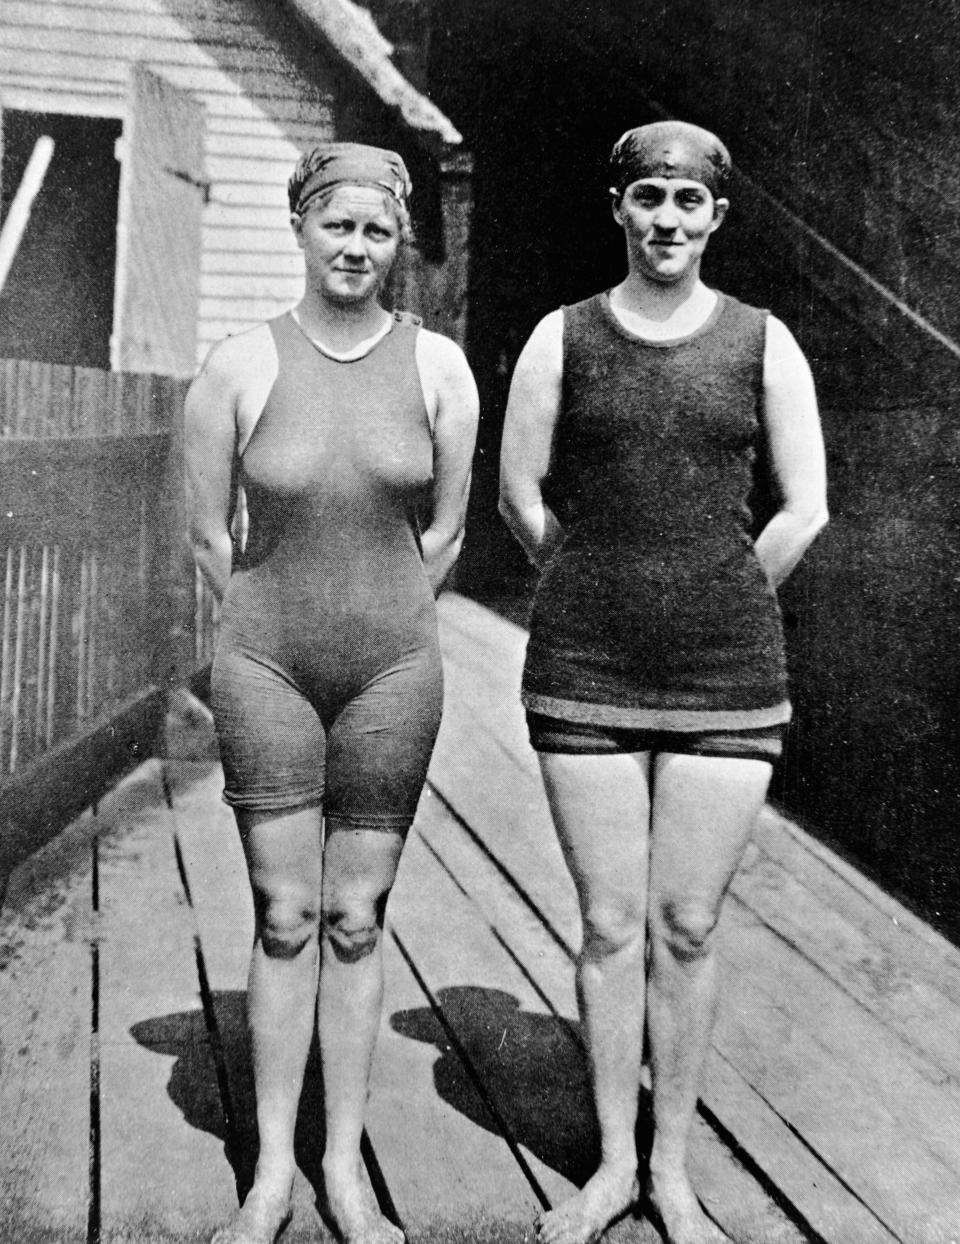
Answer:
top-left (0, 358), bottom-right (216, 879)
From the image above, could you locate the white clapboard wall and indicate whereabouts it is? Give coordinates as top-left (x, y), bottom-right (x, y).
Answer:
top-left (0, 0), bottom-right (337, 363)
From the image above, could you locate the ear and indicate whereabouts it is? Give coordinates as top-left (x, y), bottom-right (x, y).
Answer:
top-left (710, 197), bottom-right (729, 233)
top-left (610, 188), bottom-right (625, 227)
top-left (290, 212), bottom-right (305, 249)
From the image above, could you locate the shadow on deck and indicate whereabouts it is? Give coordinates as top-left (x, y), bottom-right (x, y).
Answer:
top-left (2, 594), bottom-right (959, 1244)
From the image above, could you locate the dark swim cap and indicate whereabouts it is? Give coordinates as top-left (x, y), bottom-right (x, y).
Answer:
top-left (608, 122), bottom-right (731, 198)
top-left (288, 142), bottom-right (412, 215)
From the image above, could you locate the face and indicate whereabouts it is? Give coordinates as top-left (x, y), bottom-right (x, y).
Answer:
top-left (612, 178), bottom-right (728, 285)
top-left (292, 185), bottom-right (401, 306)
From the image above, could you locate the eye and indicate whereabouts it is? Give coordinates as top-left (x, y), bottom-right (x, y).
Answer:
top-left (631, 187), bottom-right (660, 206)
top-left (677, 191), bottom-right (707, 209)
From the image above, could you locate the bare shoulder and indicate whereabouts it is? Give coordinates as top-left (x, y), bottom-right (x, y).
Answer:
top-left (763, 315), bottom-right (811, 381)
top-left (414, 327), bottom-right (478, 433)
top-left (192, 322), bottom-right (276, 394)
top-left (516, 309), bottom-right (563, 377)
top-left (414, 326), bottom-right (474, 385)
top-left (187, 322), bottom-right (279, 450)
top-left (528, 307), bottom-right (564, 345)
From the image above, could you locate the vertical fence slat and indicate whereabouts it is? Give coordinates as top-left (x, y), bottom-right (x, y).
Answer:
top-left (45, 544), bottom-right (61, 749)
top-left (87, 549), bottom-right (99, 721)
top-left (9, 545), bottom-right (28, 773)
top-left (76, 549), bottom-right (89, 726)
top-left (33, 545), bottom-right (50, 753)
top-left (52, 546), bottom-right (80, 750)
top-left (1, 546), bottom-right (14, 769)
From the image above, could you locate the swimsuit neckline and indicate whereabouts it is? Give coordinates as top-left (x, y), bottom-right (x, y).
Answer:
top-left (599, 289), bottom-right (726, 348)
top-left (288, 308), bottom-right (394, 362)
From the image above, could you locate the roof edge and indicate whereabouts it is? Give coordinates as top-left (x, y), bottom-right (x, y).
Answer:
top-left (284, 0), bottom-right (463, 147)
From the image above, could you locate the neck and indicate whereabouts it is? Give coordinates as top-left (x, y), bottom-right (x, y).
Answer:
top-left (613, 267), bottom-right (706, 322)
top-left (295, 292), bottom-right (390, 353)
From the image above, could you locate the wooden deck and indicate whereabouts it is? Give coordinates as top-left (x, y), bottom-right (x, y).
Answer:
top-left (2, 592), bottom-right (960, 1244)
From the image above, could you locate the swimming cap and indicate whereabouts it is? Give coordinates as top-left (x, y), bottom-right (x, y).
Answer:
top-left (288, 142), bottom-right (412, 215)
top-left (608, 122), bottom-right (731, 198)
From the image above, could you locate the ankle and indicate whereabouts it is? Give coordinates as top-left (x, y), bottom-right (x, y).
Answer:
top-left (249, 1162), bottom-right (295, 1203)
top-left (322, 1150), bottom-right (363, 1181)
top-left (646, 1157), bottom-right (694, 1195)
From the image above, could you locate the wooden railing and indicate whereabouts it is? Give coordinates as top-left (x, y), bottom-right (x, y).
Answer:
top-left (0, 358), bottom-right (217, 874)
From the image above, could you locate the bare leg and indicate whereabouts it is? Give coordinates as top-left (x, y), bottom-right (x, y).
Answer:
top-left (211, 807), bottom-right (324, 1244)
top-left (645, 754), bottom-right (771, 1244)
top-left (318, 828), bottom-right (405, 1244)
top-left (534, 751), bottom-right (651, 1244)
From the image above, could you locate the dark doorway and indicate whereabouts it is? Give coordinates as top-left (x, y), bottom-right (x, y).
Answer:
top-left (0, 110), bottom-right (122, 368)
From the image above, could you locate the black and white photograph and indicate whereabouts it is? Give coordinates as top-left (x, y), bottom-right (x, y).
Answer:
top-left (0, 3), bottom-right (958, 1242)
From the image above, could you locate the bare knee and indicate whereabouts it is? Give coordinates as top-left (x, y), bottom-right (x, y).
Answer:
top-left (581, 894), bottom-right (645, 962)
top-left (653, 898), bottom-right (720, 964)
top-left (322, 894), bottom-right (384, 963)
top-left (255, 889), bottom-right (321, 960)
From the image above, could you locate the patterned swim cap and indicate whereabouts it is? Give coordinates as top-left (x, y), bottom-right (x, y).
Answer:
top-left (288, 142), bottom-right (412, 215)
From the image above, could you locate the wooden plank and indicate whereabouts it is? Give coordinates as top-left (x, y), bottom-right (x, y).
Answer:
top-left (411, 790), bottom-right (809, 1244)
top-left (372, 916), bottom-right (563, 1242)
top-left (0, 47), bottom-right (328, 107)
top-left (0, 804), bottom-right (94, 1243)
top-left (2, 0), bottom-right (292, 43)
top-left (0, 77), bottom-right (329, 126)
top-left (750, 809), bottom-right (960, 1010)
top-left (168, 758), bottom-right (332, 1243)
top-left (716, 901), bottom-right (960, 1211)
top-left (733, 831), bottom-right (960, 1084)
top-left (387, 813), bottom-right (595, 1235)
top-left (96, 759), bottom-right (237, 1243)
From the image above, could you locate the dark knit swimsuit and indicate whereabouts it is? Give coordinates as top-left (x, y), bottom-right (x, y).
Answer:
top-left (522, 291), bottom-right (790, 750)
top-left (211, 311), bottom-right (443, 832)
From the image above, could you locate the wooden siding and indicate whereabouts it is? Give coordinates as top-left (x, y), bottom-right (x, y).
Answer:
top-left (0, 0), bottom-right (339, 362)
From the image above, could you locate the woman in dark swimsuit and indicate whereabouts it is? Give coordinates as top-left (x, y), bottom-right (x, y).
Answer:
top-left (185, 143), bottom-right (478, 1244)
top-left (499, 122), bottom-right (827, 1244)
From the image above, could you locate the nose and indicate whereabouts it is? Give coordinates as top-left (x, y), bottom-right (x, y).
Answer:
top-left (343, 228), bottom-right (368, 259)
top-left (653, 200), bottom-right (680, 231)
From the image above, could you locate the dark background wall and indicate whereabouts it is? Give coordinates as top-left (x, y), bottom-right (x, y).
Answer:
top-left (376, 0), bottom-right (960, 940)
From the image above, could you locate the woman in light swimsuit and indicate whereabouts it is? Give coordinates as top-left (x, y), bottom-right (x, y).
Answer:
top-left (186, 142), bottom-right (478, 1244)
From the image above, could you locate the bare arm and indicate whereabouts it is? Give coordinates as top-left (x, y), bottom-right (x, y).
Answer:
top-left (416, 331), bottom-right (479, 595)
top-left (498, 311), bottom-right (565, 570)
top-left (183, 340), bottom-right (242, 603)
top-left (754, 316), bottom-right (829, 587)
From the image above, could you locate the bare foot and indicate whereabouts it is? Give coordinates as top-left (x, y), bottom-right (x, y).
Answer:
top-left (210, 1184), bottom-right (293, 1244)
top-left (644, 1171), bottom-right (728, 1244)
top-left (535, 1161), bottom-right (640, 1244)
top-left (322, 1159), bottom-right (405, 1244)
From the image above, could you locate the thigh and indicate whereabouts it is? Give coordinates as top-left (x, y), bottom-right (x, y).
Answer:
top-left (324, 645), bottom-right (443, 834)
top-left (238, 805), bottom-right (325, 912)
top-left (212, 644), bottom-right (326, 813)
top-left (538, 751), bottom-right (653, 911)
top-left (649, 753), bottom-right (772, 910)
